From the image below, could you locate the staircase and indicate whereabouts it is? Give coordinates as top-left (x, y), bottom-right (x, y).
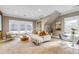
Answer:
top-left (45, 11), bottom-right (60, 25)
top-left (43, 11), bottom-right (60, 33)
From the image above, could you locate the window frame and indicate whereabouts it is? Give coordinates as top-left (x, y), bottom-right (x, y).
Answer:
top-left (9, 19), bottom-right (33, 33)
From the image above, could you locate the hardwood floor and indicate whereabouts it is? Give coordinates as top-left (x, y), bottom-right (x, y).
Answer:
top-left (0, 38), bottom-right (78, 54)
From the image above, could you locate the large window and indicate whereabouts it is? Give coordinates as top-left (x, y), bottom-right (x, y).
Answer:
top-left (9, 20), bottom-right (33, 34)
top-left (10, 24), bottom-right (18, 31)
top-left (20, 24), bottom-right (25, 31)
top-left (64, 16), bottom-right (79, 35)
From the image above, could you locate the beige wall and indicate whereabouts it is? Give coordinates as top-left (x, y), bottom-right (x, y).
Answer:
top-left (3, 16), bottom-right (9, 32)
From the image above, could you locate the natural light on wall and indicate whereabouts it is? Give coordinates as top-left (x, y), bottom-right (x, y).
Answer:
top-left (0, 15), bottom-right (2, 31)
top-left (9, 19), bottom-right (33, 34)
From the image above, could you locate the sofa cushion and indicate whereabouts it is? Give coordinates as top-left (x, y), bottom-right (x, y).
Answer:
top-left (38, 31), bottom-right (48, 36)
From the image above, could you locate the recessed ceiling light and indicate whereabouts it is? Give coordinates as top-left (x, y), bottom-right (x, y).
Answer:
top-left (38, 8), bottom-right (41, 12)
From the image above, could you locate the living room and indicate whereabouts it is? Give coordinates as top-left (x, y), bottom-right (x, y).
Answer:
top-left (0, 5), bottom-right (79, 54)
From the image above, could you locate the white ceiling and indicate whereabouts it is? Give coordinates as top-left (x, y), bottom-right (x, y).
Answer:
top-left (0, 5), bottom-right (75, 20)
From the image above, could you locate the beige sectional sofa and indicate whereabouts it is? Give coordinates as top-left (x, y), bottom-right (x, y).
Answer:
top-left (30, 34), bottom-right (51, 45)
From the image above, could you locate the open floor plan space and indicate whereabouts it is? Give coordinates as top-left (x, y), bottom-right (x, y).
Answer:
top-left (0, 5), bottom-right (79, 54)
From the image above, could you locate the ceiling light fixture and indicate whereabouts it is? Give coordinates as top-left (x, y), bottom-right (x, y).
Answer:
top-left (38, 8), bottom-right (41, 12)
